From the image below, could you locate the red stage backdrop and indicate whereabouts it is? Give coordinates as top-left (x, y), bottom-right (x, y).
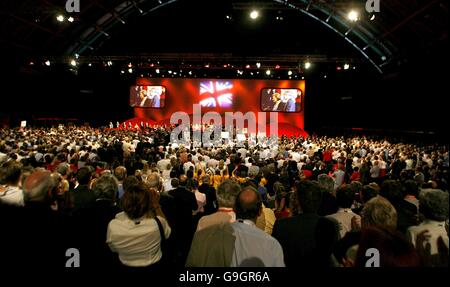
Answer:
top-left (130, 78), bottom-right (306, 136)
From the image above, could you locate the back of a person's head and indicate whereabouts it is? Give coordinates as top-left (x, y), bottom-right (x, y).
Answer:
top-left (123, 176), bottom-right (139, 193)
top-left (0, 161), bottom-right (22, 185)
top-left (379, 180), bottom-right (404, 206)
top-left (77, 166), bottom-right (92, 185)
top-left (121, 183), bottom-right (151, 220)
top-left (114, 166), bottom-right (127, 181)
top-left (355, 226), bottom-right (420, 267)
top-left (171, 178), bottom-right (179, 189)
top-left (361, 196), bottom-right (397, 229)
top-left (56, 162), bottom-right (70, 177)
top-left (217, 179), bottom-right (241, 208)
top-left (336, 185), bottom-right (355, 209)
top-left (317, 174), bottom-right (334, 194)
top-left (273, 181), bottom-right (285, 195)
top-left (146, 173), bottom-right (161, 190)
top-left (403, 180), bottom-right (419, 197)
top-left (92, 173), bottom-right (118, 201)
top-left (295, 180), bottom-right (323, 214)
top-left (234, 186), bottom-right (262, 221)
top-left (419, 189), bottom-right (449, 222)
top-left (23, 170), bottom-right (56, 203)
top-left (361, 184), bottom-right (379, 203)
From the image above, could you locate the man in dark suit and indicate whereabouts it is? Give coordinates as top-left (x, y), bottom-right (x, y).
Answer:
top-left (272, 180), bottom-right (339, 267)
top-left (198, 176), bottom-right (218, 215)
top-left (168, 175), bottom-right (198, 265)
top-left (66, 166), bottom-right (95, 215)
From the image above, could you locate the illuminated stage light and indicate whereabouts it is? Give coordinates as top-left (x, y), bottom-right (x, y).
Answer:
top-left (302, 76), bottom-right (305, 80)
top-left (156, 69), bottom-right (160, 73)
top-left (68, 16), bottom-right (74, 23)
top-left (265, 69), bottom-right (271, 75)
top-left (107, 61), bottom-right (113, 66)
top-left (168, 70), bottom-right (172, 74)
top-left (245, 64), bottom-right (250, 68)
top-left (288, 70), bottom-right (293, 76)
top-left (29, 61), bottom-right (34, 66)
top-left (75, 53), bottom-right (79, 59)
top-left (275, 65), bottom-right (280, 69)
top-left (347, 10), bottom-right (359, 22)
top-left (344, 63), bottom-right (350, 70)
top-left (189, 71), bottom-right (192, 75)
top-left (370, 14), bottom-right (376, 21)
top-left (304, 62), bottom-right (311, 69)
top-left (120, 70), bottom-right (125, 74)
top-left (44, 60), bottom-right (50, 66)
top-left (70, 59), bottom-right (77, 66)
top-left (226, 15), bottom-right (231, 20)
top-left (88, 63), bottom-right (92, 67)
top-left (256, 62), bottom-right (261, 68)
top-left (128, 68), bottom-right (133, 73)
top-left (128, 63), bottom-right (133, 68)
top-left (56, 15), bottom-right (64, 22)
top-left (250, 10), bottom-right (259, 20)
top-left (205, 64), bottom-right (210, 68)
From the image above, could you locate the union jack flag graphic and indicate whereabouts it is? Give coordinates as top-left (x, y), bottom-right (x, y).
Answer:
top-left (199, 81), bottom-right (233, 108)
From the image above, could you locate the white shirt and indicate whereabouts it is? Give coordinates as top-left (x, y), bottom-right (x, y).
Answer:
top-left (0, 186), bottom-right (24, 206)
top-left (107, 213), bottom-right (171, 267)
top-left (327, 208), bottom-right (360, 239)
top-left (407, 220), bottom-right (449, 255)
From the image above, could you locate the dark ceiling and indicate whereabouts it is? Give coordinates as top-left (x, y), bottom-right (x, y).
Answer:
top-left (0, 0), bottom-right (448, 74)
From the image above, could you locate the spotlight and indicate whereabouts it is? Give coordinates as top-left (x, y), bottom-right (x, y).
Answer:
top-left (107, 61), bottom-right (113, 66)
top-left (88, 63), bottom-right (92, 67)
top-left (265, 69), bottom-right (271, 75)
top-left (155, 69), bottom-right (160, 74)
top-left (226, 15), bottom-right (231, 20)
top-left (188, 71), bottom-right (192, 75)
top-left (67, 16), bottom-right (74, 23)
top-left (288, 70), bottom-right (293, 76)
top-left (56, 15), bottom-right (64, 22)
top-left (304, 62), bottom-right (311, 69)
top-left (245, 64), bottom-right (250, 69)
top-left (70, 60), bottom-right (77, 66)
top-left (275, 65), bottom-right (280, 69)
top-left (370, 14), bottom-right (376, 21)
top-left (120, 70), bottom-right (125, 74)
top-left (256, 62), bottom-right (261, 68)
top-left (250, 10), bottom-right (259, 20)
top-left (168, 70), bottom-right (172, 74)
top-left (128, 68), bottom-right (133, 73)
top-left (44, 60), bottom-right (51, 66)
top-left (347, 10), bottom-right (359, 22)
top-left (128, 63), bottom-right (132, 68)
top-left (344, 63), bottom-right (350, 70)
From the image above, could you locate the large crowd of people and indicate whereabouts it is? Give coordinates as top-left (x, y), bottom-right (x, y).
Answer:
top-left (0, 125), bottom-right (448, 268)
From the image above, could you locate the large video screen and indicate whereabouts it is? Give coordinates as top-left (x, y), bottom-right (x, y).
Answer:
top-left (260, 88), bottom-right (302, 112)
top-left (130, 85), bottom-right (166, 108)
top-left (199, 80), bottom-right (234, 108)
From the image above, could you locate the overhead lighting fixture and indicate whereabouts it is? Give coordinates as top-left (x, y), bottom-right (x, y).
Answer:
top-left (155, 68), bottom-right (160, 74)
top-left (70, 59), bottom-right (77, 66)
top-left (288, 70), bottom-right (293, 76)
top-left (250, 10), bottom-right (259, 20)
top-left (67, 16), bottom-right (74, 23)
top-left (44, 60), bottom-right (51, 66)
top-left (275, 65), bottom-right (280, 69)
top-left (304, 62), bottom-right (311, 69)
top-left (168, 70), bottom-right (172, 74)
top-left (265, 69), bottom-right (271, 75)
top-left (256, 62), bottom-right (261, 68)
top-left (107, 61), bottom-right (113, 66)
top-left (344, 63), bottom-right (350, 70)
top-left (56, 15), bottom-right (64, 22)
top-left (347, 10), bottom-right (359, 22)
top-left (88, 63), bottom-right (92, 67)
top-left (128, 68), bottom-right (133, 73)
top-left (128, 63), bottom-right (132, 68)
